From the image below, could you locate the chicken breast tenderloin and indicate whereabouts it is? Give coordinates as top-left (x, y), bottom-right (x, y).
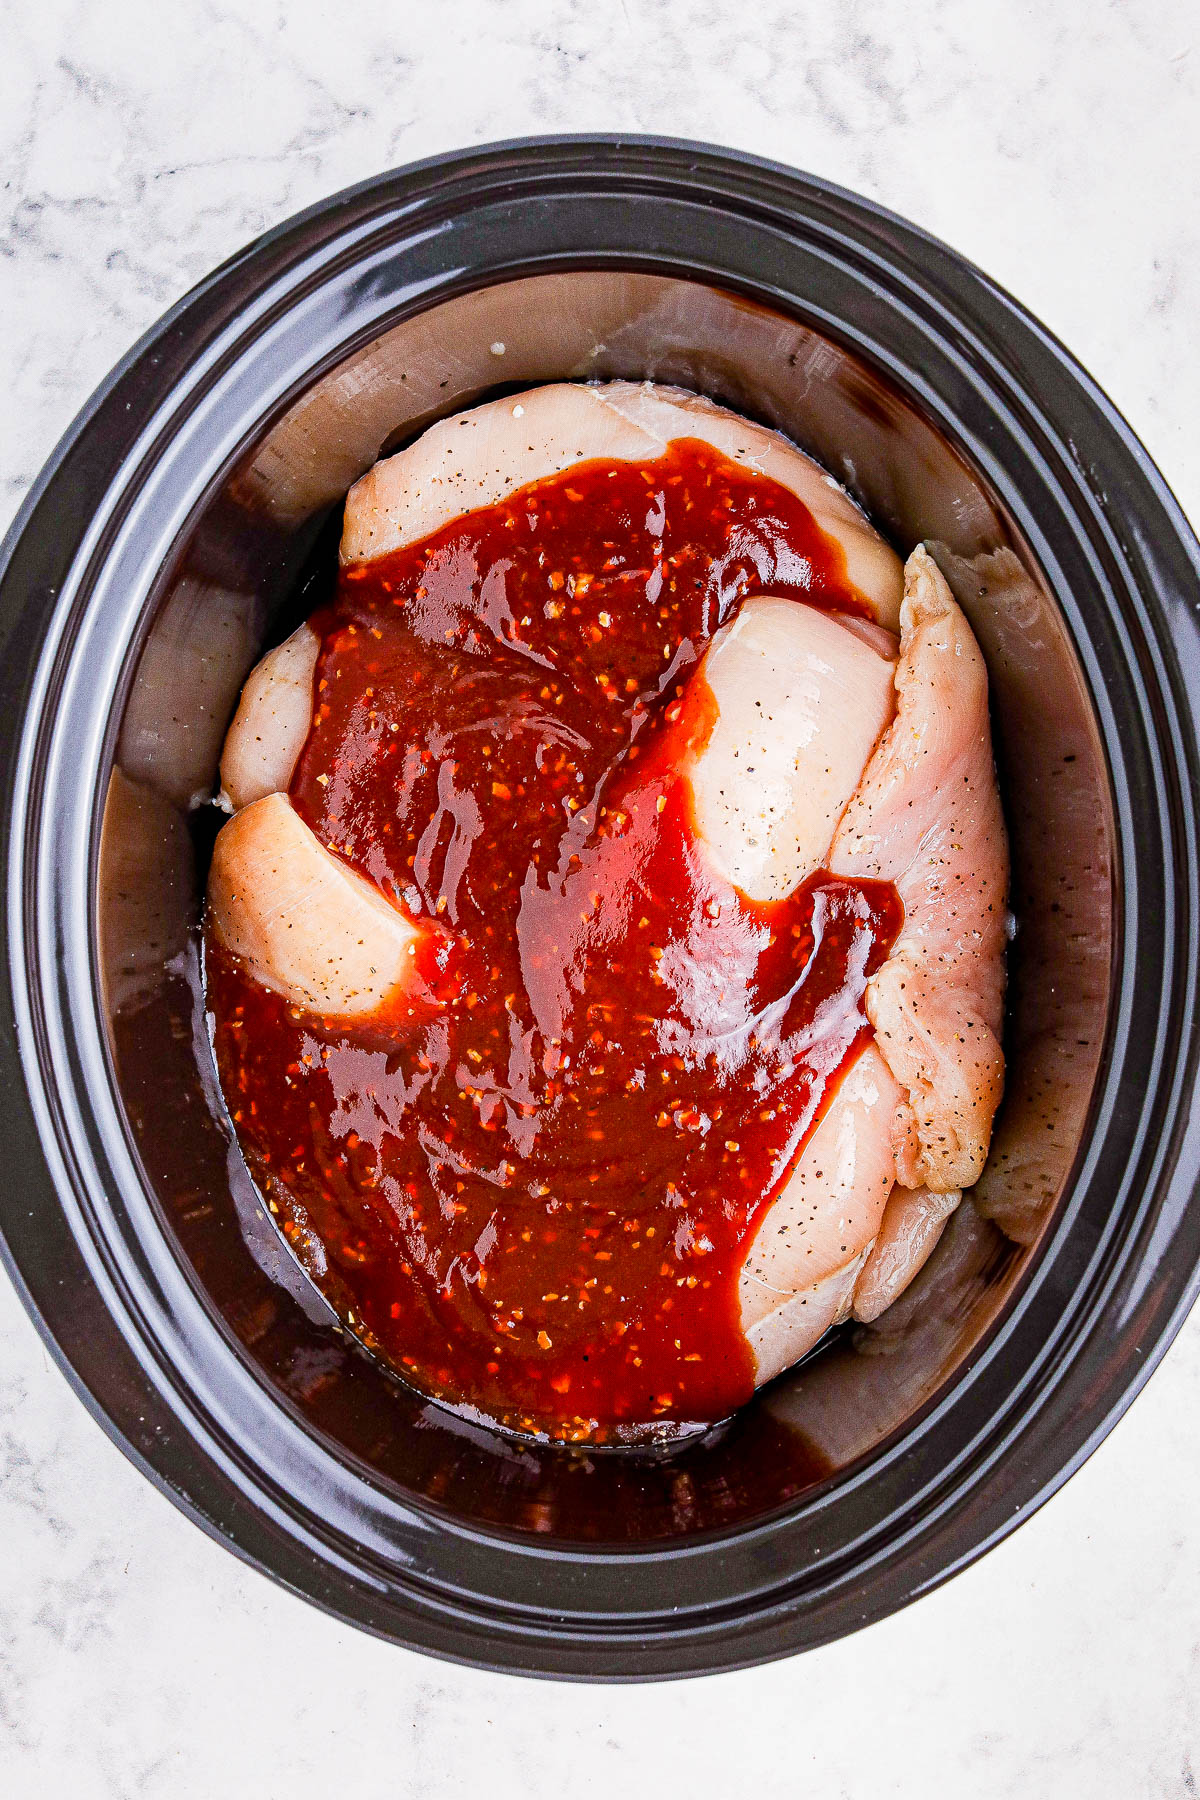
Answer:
top-left (340, 381), bottom-right (904, 627)
top-left (851, 1183), bottom-right (963, 1325)
top-left (219, 623), bottom-right (320, 812)
top-left (208, 792), bottom-right (419, 1017)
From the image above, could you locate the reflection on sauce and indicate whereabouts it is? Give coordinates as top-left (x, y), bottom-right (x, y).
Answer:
top-left (207, 440), bottom-right (900, 1441)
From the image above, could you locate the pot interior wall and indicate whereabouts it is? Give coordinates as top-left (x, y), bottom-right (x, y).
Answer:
top-left (96, 271), bottom-right (1113, 1542)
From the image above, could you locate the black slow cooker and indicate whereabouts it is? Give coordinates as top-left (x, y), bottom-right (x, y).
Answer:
top-left (2, 137), bottom-right (1198, 1678)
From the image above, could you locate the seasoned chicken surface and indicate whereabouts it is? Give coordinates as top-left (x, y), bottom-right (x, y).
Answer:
top-left (830, 547), bottom-right (1007, 1191)
top-left (219, 623), bottom-right (320, 812)
top-left (852, 1184), bottom-right (963, 1325)
top-left (740, 1044), bottom-right (902, 1384)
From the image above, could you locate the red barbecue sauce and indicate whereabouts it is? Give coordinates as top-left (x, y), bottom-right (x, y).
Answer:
top-left (207, 438), bottom-right (901, 1442)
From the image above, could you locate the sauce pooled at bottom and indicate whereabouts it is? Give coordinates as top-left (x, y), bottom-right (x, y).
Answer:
top-left (207, 439), bottom-right (901, 1441)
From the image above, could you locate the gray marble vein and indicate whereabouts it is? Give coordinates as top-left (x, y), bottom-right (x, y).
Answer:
top-left (2, 1), bottom-right (1199, 1795)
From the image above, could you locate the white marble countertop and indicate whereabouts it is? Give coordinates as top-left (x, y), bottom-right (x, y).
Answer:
top-left (3, 2), bottom-right (1199, 1793)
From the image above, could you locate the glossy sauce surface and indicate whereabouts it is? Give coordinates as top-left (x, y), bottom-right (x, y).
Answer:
top-left (208, 440), bottom-right (900, 1440)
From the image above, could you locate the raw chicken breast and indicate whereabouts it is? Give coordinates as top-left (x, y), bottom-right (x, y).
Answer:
top-left (741, 1043), bottom-right (902, 1384)
top-left (688, 594), bottom-right (896, 901)
top-left (208, 382), bottom-right (1005, 1407)
top-left (830, 546), bottom-right (1007, 1190)
top-left (208, 792), bottom-right (418, 1017)
top-left (714, 552), bottom-right (1003, 1374)
top-left (219, 623), bottom-right (319, 812)
top-left (851, 1184), bottom-right (963, 1324)
top-left (340, 381), bottom-right (904, 626)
